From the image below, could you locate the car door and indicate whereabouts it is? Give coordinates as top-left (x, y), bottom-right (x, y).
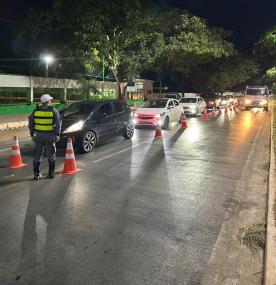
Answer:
top-left (197, 97), bottom-right (204, 112)
top-left (167, 99), bottom-right (176, 122)
top-left (173, 99), bottom-right (182, 121)
top-left (112, 101), bottom-right (127, 134)
top-left (96, 102), bottom-right (116, 139)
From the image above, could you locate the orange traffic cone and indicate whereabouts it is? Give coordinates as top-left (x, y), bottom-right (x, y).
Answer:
top-left (202, 109), bottom-right (209, 121)
top-left (181, 115), bottom-right (187, 129)
top-left (211, 109), bottom-right (215, 117)
top-left (154, 123), bottom-right (162, 138)
top-left (8, 136), bottom-right (26, 168)
top-left (62, 138), bottom-right (81, 175)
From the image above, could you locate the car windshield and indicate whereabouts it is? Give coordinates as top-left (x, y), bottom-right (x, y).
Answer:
top-left (63, 102), bottom-right (96, 117)
top-left (166, 94), bottom-right (177, 99)
top-left (201, 93), bottom-right (218, 99)
top-left (180, 98), bottom-right (197, 103)
top-left (246, 88), bottom-right (268, 96)
top-left (141, 100), bottom-right (168, 108)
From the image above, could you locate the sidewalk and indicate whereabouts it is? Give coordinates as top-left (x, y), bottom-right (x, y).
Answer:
top-left (0, 114), bottom-right (29, 130)
top-left (264, 96), bottom-right (276, 285)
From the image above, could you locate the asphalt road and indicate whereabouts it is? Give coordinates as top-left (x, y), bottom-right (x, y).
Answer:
top-left (0, 108), bottom-right (271, 285)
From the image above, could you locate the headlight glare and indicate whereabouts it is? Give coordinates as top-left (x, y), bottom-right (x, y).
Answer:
top-left (63, 121), bottom-right (84, 134)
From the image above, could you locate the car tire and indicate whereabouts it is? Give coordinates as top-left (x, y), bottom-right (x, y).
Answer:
top-left (162, 116), bottom-right (169, 130)
top-left (123, 122), bottom-right (134, 139)
top-left (79, 130), bottom-right (97, 153)
top-left (264, 106), bottom-right (268, 112)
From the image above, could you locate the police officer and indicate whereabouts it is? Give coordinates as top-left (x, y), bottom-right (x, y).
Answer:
top-left (28, 94), bottom-right (61, 180)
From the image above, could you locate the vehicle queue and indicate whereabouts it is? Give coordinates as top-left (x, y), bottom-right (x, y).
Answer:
top-left (48, 86), bottom-right (270, 156)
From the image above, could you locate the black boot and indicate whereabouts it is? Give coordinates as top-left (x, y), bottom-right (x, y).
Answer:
top-left (33, 161), bottom-right (42, 180)
top-left (46, 160), bottom-right (55, 179)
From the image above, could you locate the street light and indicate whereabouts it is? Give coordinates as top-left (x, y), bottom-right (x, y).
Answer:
top-left (43, 55), bottom-right (54, 77)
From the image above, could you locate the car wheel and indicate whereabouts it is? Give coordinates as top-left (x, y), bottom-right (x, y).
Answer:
top-left (79, 131), bottom-right (97, 153)
top-left (123, 122), bottom-right (134, 139)
top-left (162, 116), bottom-right (169, 130)
top-left (264, 106), bottom-right (268, 112)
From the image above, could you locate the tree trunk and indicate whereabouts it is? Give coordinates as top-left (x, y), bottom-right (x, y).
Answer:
top-left (118, 82), bottom-right (128, 101)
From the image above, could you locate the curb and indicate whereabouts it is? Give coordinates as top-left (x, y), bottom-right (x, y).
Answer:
top-left (0, 120), bottom-right (28, 131)
top-left (264, 99), bottom-right (276, 285)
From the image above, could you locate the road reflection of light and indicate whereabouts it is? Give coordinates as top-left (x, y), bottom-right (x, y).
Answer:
top-left (186, 126), bottom-right (200, 143)
top-left (243, 112), bottom-right (253, 129)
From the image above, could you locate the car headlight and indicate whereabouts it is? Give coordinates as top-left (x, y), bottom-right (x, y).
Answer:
top-left (245, 99), bottom-right (251, 104)
top-left (63, 120), bottom-right (84, 134)
top-left (261, 100), bottom-right (267, 105)
top-left (155, 112), bottom-right (165, 118)
top-left (134, 113), bottom-right (138, 118)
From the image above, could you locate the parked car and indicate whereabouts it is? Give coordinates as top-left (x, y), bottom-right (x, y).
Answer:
top-left (133, 98), bottom-right (183, 129)
top-left (179, 96), bottom-right (206, 116)
top-left (200, 93), bottom-right (221, 110)
top-left (59, 100), bottom-right (134, 153)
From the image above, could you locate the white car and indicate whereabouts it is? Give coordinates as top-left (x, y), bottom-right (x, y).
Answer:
top-left (179, 96), bottom-right (206, 116)
top-left (133, 98), bottom-right (183, 129)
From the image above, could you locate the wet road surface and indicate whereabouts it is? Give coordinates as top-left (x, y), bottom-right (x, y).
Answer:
top-left (0, 108), bottom-right (271, 285)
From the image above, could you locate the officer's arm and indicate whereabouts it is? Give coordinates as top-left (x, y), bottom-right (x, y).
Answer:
top-left (53, 109), bottom-right (62, 136)
top-left (28, 111), bottom-right (35, 136)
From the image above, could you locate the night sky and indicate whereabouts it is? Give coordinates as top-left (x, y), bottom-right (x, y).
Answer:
top-left (1, 0), bottom-right (276, 69)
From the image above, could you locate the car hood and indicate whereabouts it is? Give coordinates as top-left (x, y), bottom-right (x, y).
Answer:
top-left (135, 108), bottom-right (165, 115)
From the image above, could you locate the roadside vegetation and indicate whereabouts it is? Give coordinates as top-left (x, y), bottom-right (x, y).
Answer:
top-left (17, 2), bottom-right (276, 99)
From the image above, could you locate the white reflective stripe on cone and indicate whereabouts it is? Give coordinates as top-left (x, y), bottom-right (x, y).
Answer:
top-left (66, 143), bottom-right (74, 150)
top-left (65, 153), bottom-right (75, 159)
top-left (11, 149), bottom-right (20, 155)
top-left (13, 139), bottom-right (19, 147)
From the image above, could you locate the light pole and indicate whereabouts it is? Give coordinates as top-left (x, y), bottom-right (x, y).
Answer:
top-left (43, 55), bottom-right (54, 77)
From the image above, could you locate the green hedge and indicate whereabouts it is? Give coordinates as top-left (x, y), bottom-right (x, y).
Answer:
top-left (0, 98), bottom-right (144, 116)
top-left (0, 103), bottom-right (68, 116)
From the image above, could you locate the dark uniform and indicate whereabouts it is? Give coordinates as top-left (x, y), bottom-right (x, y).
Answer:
top-left (28, 104), bottom-right (61, 179)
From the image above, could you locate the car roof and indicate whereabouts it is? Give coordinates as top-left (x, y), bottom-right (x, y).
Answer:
top-left (71, 99), bottom-right (123, 105)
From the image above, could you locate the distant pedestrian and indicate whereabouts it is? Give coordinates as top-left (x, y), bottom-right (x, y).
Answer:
top-left (28, 94), bottom-right (61, 180)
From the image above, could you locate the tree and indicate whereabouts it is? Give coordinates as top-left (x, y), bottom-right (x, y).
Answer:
top-left (254, 27), bottom-right (276, 71)
top-left (144, 11), bottom-right (236, 91)
top-left (189, 56), bottom-right (259, 93)
top-left (263, 67), bottom-right (276, 93)
top-left (23, 0), bottom-right (166, 99)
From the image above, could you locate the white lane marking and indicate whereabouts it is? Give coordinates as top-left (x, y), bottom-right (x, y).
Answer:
top-left (0, 147), bottom-right (11, 153)
top-left (93, 142), bottom-right (147, 163)
top-left (0, 174), bottom-right (15, 179)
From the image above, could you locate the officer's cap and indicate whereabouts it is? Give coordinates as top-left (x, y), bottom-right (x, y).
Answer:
top-left (40, 94), bottom-right (53, 103)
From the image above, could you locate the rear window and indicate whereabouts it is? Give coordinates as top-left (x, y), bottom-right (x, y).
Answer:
top-left (246, 88), bottom-right (268, 96)
top-left (180, 98), bottom-right (197, 103)
top-left (142, 99), bottom-right (168, 108)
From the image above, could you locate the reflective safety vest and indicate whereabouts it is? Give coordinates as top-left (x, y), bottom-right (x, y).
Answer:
top-left (34, 107), bottom-right (54, 132)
